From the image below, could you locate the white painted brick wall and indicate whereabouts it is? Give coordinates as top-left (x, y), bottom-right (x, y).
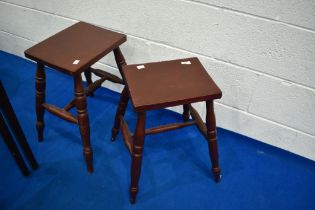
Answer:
top-left (0, 0), bottom-right (314, 160)
top-left (197, 0), bottom-right (315, 30)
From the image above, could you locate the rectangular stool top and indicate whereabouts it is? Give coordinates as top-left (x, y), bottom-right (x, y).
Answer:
top-left (123, 57), bottom-right (222, 112)
top-left (25, 22), bottom-right (126, 75)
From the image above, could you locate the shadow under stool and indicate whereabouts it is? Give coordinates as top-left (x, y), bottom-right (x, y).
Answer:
top-left (111, 57), bottom-right (222, 203)
top-left (24, 22), bottom-right (127, 172)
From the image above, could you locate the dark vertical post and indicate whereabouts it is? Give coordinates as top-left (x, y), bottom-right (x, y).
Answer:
top-left (0, 113), bottom-right (30, 176)
top-left (74, 75), bottom-right (93, 173)
top-left (183, 104), bottom-right (190, 121)
top-left (113, 47), bottom-right (127, 77)
top-left (35, 63), bottom-right (46, 141)
top-left (130, 111), bottom-right (146, 204)
top-left (111, 86), bottom-right (129, 141)
top-left (0, 82), bottom-right (38, 169)
top-left (84, 67), bottom-right (93, 96)
top-left (206, 100), bottom-right (221, 182)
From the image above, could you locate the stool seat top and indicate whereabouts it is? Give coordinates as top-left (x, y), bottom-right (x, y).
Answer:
top-left (24, 22), bottom-right (126, 75)
top-left (123, 57), bottom-right (222, 112)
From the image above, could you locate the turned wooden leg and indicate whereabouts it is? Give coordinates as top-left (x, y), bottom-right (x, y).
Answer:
top-left (74, 75), bottom-right (93, 173)
top-left (183, 104), bottom-right (190, 122)
top-left (130, 111), bottom-right (146, 204)
top-left (111, 86), bottom-right (129, 141)
top-left (35, 63), bottom-right (46, 142)
top-left (84, 67), bottom-right (94, 97)
top-left (113, 47), bottom-right (127, 76)
top-left (206, 100), bottom-right (221, 182)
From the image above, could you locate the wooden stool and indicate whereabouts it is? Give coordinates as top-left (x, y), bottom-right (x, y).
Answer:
top-left (24, 22), bottom-right (127, 173)
top-left (111, 57), bottom-right (222, 203)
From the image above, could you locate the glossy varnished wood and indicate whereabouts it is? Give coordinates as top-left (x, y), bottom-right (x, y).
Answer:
top-left (144, 121), bottom-right (196, 135)
top-left (130, 111), bottom-right (146, 204)
top-left (63, 98), bottom-right (76, 111)
top-left (188, 104), bottom-right (207, 139)
top-left (122, 57), bottom-right (222, 112)
top-left (84, 68), bottom-right (93, 96)
top-left (114, 57), bottom-right (222, 203)
top-left (42, 103), bottom-right (78, 124)
top-left (24, 22), bottom-right (128, 172)
top-left (91, 68), bottom-right (124, 84)
top-left (74, 75), bottom-right (93, 173)
top-left (120, 116), bottom-right (133, 154)
top-left (85, 47), bottom-right (126, 96)
top-left (111, 86), bottom-right (129, 141)
top-left (25, 22), bottom-right (126, 75)
top-left (84, 68), bottom-right (93, 86)
top-left (35, 63), bottom-right (46, 141)
top-left (85, 76), bottom-right (107, 96)
top-left (113, 47), bottom-right (127, 76)
top-left (86, 67), bottom-right (124, 96)
top-left (206, 100), bottom-right (221, 182)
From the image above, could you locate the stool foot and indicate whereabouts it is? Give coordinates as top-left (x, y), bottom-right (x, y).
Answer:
top-left (111, 128), bottom-right (119, 141)
top-left (129, 112), bottom-right (146, 204)
top-left (212, 168), bottom-right (221, 182)
top-left (206, 100), bottom-right (221, 183)
top-left (84, 147), bottom-right (94, 173)
top-left (129, 187), bottom-right (138, 204)
top-left (75, 75), bottom-right (94, 173)
top-left (36, 121), bottom-right (44, 142)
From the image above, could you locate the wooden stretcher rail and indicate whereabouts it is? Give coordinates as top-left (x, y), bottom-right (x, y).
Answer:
top-left (188, 104), bottom-right (207, 139)
top-left (145, 121), bottom-right (196, 135)
top-left (86, 77), bottom-right (107, 96)
top-left (63, 98), bottom-right (76, 111)
top-left (120, 116), bottom-right (133, 154)
top-left (42, 103), bottom-right (78, 124)
top-left (91, 68), bottom-right (124, 84)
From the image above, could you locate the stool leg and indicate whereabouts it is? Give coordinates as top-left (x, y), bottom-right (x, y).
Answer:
top-left (111, 47), bottom-right (127, 141)
top-left (0, 113), bottom-right (30, 176)
top-left (113, 47), bottom-right (127, 75)
top-left (84, 67), bottom-right (94, 97)
top-left (111, 86), bottom-right (129, 141)
top-left (74, 75), bottom-right (93, 173)
top-left (206, 100), bottom-right (221, 182)
top-left (183, 104), bottom-right (190, 121)
top-left (35, 63), bottom-right (46, 142)
top-left (130, 111), bottom-right (146, 204)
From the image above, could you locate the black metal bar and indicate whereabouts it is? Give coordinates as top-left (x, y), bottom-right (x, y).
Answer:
top-left (0, 81), bottom-right (38, 170)
top-left (0, 112), bottom-right (30, 176)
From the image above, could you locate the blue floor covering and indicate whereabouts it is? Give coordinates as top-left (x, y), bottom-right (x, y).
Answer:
top-left (0, 51), bottom-right (314, 210)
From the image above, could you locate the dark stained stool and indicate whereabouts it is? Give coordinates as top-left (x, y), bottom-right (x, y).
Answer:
top-left (0, 81), bottom-right (38, 176)
top-left (24, 22), bottom-right (127, 173)
top-left (111, 57), bottom-right (222, 203)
